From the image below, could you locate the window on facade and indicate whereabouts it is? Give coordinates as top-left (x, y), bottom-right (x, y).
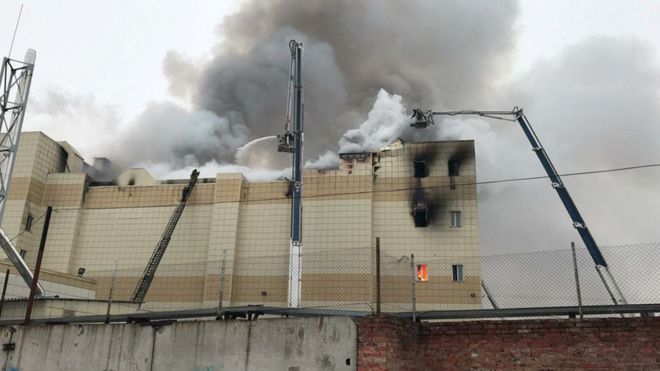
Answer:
top-left (19, 249), bottom-right (27, 259)
top-left (450, 211), bottom-right (461, 227)
top-left (448, 160), bottom-right (460, 176)
top-left (413, 160), bottom-right (428, 178)
top-left (25, 214), bottom-right (34, 232)
top-left (452, 264), bottom-right (464, 282)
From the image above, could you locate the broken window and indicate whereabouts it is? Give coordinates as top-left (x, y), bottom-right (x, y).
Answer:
top-left (450, 211), bottom-right (461, 227)
top-left (452, 264), bottom-right (464, 282)
top-left (448, 160), bottom-right (460, 176)
top-left (412, 200), bottom-right (430, 227)
top-left (413, 160), bottom-right (428, 178)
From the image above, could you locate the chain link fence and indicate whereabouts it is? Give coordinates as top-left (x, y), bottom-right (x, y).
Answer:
top-left (0, 242), bottom-right (658, 322)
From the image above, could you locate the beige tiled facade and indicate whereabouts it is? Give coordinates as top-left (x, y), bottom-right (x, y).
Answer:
top-left (0, 132), bottom-right (481, 310)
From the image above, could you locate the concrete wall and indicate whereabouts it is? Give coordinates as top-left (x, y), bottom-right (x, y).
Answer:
top-left (357, 314), bottom-right (660, 370)
top-left (0, 317), bottom-right (356, 371)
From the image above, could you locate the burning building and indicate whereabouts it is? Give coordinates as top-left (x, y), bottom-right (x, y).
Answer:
top-left (0, 132), bottom-right (480, 315)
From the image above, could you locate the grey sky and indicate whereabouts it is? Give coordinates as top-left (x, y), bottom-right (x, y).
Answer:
top-left (1, 1), bottom-right (657, 119)
top-left (1, 1), bottom-right (659, 254)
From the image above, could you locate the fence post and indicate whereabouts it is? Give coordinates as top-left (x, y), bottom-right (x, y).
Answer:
top-left (571, 242), bottom-right (583, 320)
top-left (411, 254), bottom-right (416, 322)
top-left (218, 249), bottom-right (227, 318)
top-left (376, 238), bottom-right (381, 314)
top-left (105, 261), bottom-right (117, 323)
top-left (24, 206), bottom-right (53, 325)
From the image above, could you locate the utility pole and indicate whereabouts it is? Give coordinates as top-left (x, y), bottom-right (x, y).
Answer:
top-left (24, 206), bottom-right (53, 325)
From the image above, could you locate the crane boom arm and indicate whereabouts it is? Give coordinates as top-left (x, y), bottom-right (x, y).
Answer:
top-left (131, 169), bottom-right (200, 303)
top-left (412, 108), bottom-right (626, 304)
top-left (513, 110), bottom-right (606, 266)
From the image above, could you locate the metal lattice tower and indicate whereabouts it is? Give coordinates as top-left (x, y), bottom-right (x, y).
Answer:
top-left (0, 50), bottom-right (35, 219)
top-left (0, 49), bottom-right (44, 296)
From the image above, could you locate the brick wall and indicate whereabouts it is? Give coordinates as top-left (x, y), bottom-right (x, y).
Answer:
top-left (357, 314), bottom-right (659, 370)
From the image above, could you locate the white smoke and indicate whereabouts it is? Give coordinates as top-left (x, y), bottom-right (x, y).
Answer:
top-left (147, 160), bottom-right (291, 182)
top-left (305, 151), bottom-right (339, 170)
top-left (107, 102), bottom-right (249, 167)
top-left (338, 89), bottom-right (409, 153)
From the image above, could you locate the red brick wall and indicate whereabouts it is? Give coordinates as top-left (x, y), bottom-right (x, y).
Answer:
top-left (357, 314), bottom-right (659, 370)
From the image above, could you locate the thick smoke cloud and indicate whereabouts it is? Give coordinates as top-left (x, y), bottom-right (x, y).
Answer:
top-left (171, 0), bottom-right (519, 160)
top-left (103, 0), bottom-right (518, 176)
top-left (25, 1), bottom-right (660, 256)
top-left (108, 102), bottom-right (249, 167)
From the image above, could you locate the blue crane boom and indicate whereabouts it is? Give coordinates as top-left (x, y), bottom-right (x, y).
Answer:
top-left (411, 108), bottom-right (627, 305)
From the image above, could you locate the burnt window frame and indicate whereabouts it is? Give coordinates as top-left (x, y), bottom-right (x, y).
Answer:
top-left (448, 160), bottom-right (460, 176)
top-left (413, 160), bottom-right (428, 178)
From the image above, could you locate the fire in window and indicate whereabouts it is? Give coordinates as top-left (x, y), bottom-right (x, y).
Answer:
top-left (416, 264), bottom-right (428, 281)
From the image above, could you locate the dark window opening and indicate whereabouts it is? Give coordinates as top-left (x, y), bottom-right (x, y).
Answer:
top-left (19, 249), bottom-right (27, 259)
top-left (452, 264), bottom-right (464, 282)
top-left (412, 201), bottom-right (430, 227)
top-left (25, 214), bottom-right (34, 232)
top-left (413, 160), bottom-right (428, 178)
top-left (448, 160), bottom-right (460, 176)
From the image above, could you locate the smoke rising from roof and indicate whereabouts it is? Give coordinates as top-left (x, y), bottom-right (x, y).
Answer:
top-left (338, 89), bottom-right (408, 154)
top-left (154, 0), bottom-right (519, 163)
top-left (24, 1), bottom-right (660, 254)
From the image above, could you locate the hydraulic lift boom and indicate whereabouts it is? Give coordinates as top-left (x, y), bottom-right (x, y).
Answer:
top-left (411, 107), bottom-right (627, 305)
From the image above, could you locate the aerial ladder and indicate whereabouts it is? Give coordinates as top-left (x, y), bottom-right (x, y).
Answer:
top-left (0, 49), bottom-right (45, 296)
top-left (411, 107), bottom-right (627, 305)
top-left (131, 169), bottom-right (200, 303)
